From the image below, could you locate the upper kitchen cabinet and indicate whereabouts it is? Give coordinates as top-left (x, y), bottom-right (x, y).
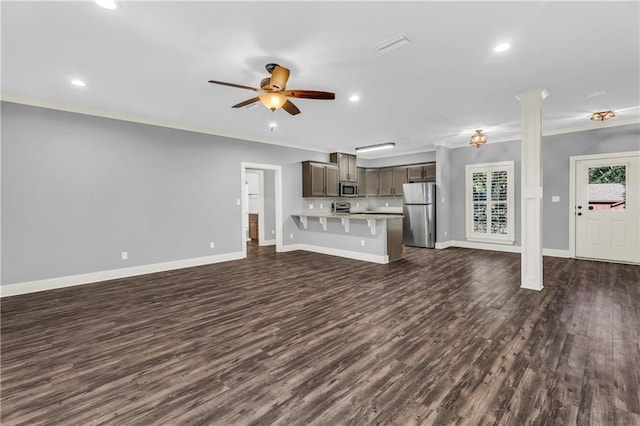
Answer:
top-left (302, 161), bottom-right (339, 197)
top-left (357, 167), bottom-right (366, 197)
top-left (379, 167), bottom-right (407, 196)
top-left (407, 163), bottom-right (436, 182)
top-left (330, 152), bottom-right (357, 182)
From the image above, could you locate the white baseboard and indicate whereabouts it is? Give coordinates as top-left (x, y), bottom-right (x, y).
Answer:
top-left (279, 243), bottom-right (389, 264)
top-left (435, 241), bottom-right (453, 250)
top-left (541, 248), bottom-right (572, 258)
top-left (0, 251), bottom-right (245, 298)
top-left (447, 240), bottom-right (521, 253)
top-left (436, 240), bottom-right (571, 259)
top-left (259, 239), bottom-right (276, 247)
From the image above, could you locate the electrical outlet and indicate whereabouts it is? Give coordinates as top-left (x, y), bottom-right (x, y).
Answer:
top-left (361, 240), bottom-right (365, 246)
top-left (442, 197), bottom-right (445, 203)
top-left (356, 202), bottom-right (360, 207)
top-left (121, 251), bottom-right (128, 260)
top-left (290, 233), bottom-right (294, 239)
top-left (320, 203), bottom-right (323, 209)
top-left (210, 242), bottom-right (215, 249)
top-left (385, 202), bottom-right (389, 207)
top-left (309, 203), bottom-right (314, 209)
top-left (271, 229), bottom-right (275, 235)
top-left (236, 199), bottom-right (240, 205)
top-left (552, 196), bottom-right (560, 202)
top-left (444, 231), bottom-right (448, 237)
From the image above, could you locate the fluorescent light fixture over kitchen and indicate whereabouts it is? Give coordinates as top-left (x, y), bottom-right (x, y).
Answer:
top-left (70, 79), bottom-right (86, 87)
top-left (494, 42), bottom-right (511, 52)
top-left (374, 34), bottom-right (410, 54)
top-left (95, 0), bottom-right (117, 9)
top-left (355, 142), bottom-right (396, 153)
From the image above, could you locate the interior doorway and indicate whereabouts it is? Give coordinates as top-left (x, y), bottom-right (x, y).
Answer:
top-left (570, 151), bottom-right (640, 263)
top-left (240, 163), bottom-right (283, 258)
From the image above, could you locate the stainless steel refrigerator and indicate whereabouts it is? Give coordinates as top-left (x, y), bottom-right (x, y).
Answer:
top-left (402, 182), bottom-right (435, 248)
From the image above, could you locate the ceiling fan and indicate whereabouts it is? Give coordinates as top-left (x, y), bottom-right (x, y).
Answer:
top-left (208, 63), bottom-right (335, 115)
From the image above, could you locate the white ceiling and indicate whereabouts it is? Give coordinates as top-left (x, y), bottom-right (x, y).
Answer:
top-left (2, 1), bottom-right (639, 158)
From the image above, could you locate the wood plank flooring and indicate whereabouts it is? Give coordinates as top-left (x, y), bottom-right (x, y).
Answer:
top-left (2, 245), bottom-right (639, 425)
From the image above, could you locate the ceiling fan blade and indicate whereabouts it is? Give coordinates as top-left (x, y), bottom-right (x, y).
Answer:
top-left (231, 97), bottom-right (261, 108)
top-left (282, 99), bottom-right (301, 115)
top-left (283, 90), bottom-right (335, 100)
top-left (208, 80), bottom-right (259, 92)
top-left (270, 66), bottom-right (290, 91)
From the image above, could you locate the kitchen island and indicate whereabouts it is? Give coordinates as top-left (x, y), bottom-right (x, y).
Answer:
top-left (290, 212), bottom-right (403, 263)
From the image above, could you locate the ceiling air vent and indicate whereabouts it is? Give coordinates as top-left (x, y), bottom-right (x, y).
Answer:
top-left (374, 33), bottom-right (410, 54)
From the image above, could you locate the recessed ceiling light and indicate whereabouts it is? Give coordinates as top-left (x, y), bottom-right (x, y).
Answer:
top-left (494, 43), bottom-right (511, 52)
top-left (349, 95), bottom-right (360, 102)
top-left (70, 79), bottom-right (86, 87)
top-left (95, 0), bottom-right (117, 10)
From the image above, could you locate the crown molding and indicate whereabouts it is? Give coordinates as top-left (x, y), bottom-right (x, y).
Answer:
top-left (0, 95), bottom-right (329, 155)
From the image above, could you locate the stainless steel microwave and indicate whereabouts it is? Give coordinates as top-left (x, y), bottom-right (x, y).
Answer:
top-left (339, 182), bottom-right (358, 197)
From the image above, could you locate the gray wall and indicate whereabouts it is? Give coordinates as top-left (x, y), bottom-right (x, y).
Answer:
top-left (542, 125), bottom-right (640, 249)
top-left (1, 102), bottom-right (326, 284)
top-left (2, 101), bottom-right (637, 285)
top-left (448, 140), bottom-right (522, 245)
top-left (446, 124), bottom-right (639, 250)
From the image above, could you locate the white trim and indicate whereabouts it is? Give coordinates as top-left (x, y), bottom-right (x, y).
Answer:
top-left (465, 161), bottom-right (515, 243)
top-left (448, 240), bottom-right (521, 253)
top-left (259, 239), bottom-right (276, 246)
top-left (278, 243), bottom-right (389, 264)
top-left (0, 251), bottom-right (244, 298)
top-left (0, 97), bottom-right (329, 155)
top-left (441, 240), bottom-right (570, 258)
top-left (542, 249), bottom-right (572, 258)
top-left (435, 241), bottom-right (453, 249)
top-left (569, 150), bottom-right (640, 258)
top-left (241, 163), bottom-right (283, 257)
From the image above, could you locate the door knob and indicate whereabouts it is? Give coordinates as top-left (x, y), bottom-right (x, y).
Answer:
top-left (577, 205), bottom-right (582, 209)
top-left (577, 212), bottom-right (582, 216)
top-left (588, 205), bottom-right (594, 210)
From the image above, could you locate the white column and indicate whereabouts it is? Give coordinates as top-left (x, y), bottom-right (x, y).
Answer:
top-left (516, 88), bottom-right (548, 291)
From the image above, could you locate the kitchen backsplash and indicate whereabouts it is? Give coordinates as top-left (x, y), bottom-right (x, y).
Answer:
top-left (301, 197), bottom-right (402, 213)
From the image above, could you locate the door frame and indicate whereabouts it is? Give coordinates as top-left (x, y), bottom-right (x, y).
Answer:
top-left (240, 162), bottom-right (283, 258)
top-left (568, 150), bottom-right (640, 259)
top-left (245, 169), bottom-right (265, 243)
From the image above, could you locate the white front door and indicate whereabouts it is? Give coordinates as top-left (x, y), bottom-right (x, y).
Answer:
top-left (575, 153), bottom-right (640, 263)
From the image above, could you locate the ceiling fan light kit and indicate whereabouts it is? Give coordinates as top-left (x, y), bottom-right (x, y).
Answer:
top-left (470, 129), bottom-right (487, 148)
top-left (260, 93), bottom-right (287, 111)
top-left (355, 142), bottom-right (396, 153)
top-left (208, 63), bottom-right (335, 115)
top-left (590, 110), bottom-right (615, 121)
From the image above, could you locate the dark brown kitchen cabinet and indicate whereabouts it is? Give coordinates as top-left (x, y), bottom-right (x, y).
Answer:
top-left (357, 167), bottom-right (366, 197)
top-left (365, 169), bottom-right (379, 197)
top-left (330, 152), bottom-right (357, 182)
top-left (379, 167), bottom-right (407, 196)
top-left (302, 161), bottom-right (339, 197)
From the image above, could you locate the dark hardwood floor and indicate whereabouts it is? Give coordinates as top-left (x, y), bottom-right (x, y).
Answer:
top-left (1, 245), bottom-right (639, 425)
